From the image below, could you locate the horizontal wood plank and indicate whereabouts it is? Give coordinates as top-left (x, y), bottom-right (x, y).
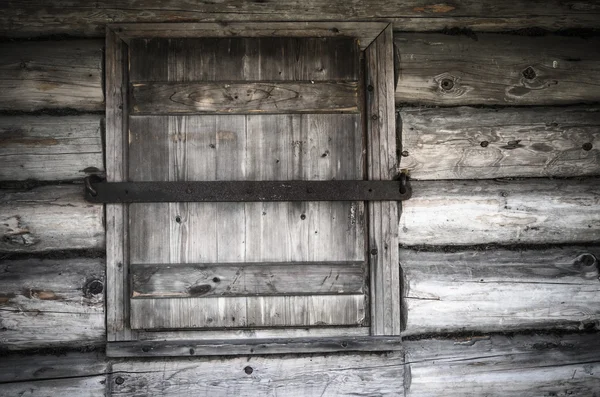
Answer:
top-left (0, 40), bottom-right (104, 112)
top-left (130, 295), bottom-right (366, 329)
top-left (395, 33), bottom-right (600, 106)
top-left (131, 262), bottom-right (366, 298)
top-left (0, 185), bottom-right (104, 252)
top-left (1, 1), bottom-right (599, 36)
top-left (400, 178), bottom-right (600, 246)
top-left (400, 106), bottom-right (600, 180)
top-left (107, 336), bottom-right (403, 357)
top-left (404, 333), bottom-right (600, 397)
top-left (401, 246), bottom-right (600, 336)
top-left (131, 82), bottom-right (359, 114)
top-left (0, 115), bottom-right (104, 181)
top-left (0, 257), bottom-right (105, 350)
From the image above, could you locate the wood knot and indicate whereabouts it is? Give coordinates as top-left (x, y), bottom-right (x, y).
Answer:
top-left (573, 253), bottom-right (598, 278)
top-left (440, 78), bottom-right (454, 91)
top-left (522, 66), bottom-right (537, 80)
top-left (188, 284), bottom-right (212, 296)
top-left (83, 279), bottom-right (104, 297)
top-left (582, 142), bottom-right (593, 151)
top-left (115, 376), bottom-right (125, 385)
top-left (244, 366), bottom-right (253, 375)
top-left (480, 141), bottom-right (489, 148)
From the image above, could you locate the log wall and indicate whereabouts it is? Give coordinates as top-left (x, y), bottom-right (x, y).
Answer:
top-left (0, 4), bottom-right (599, 396)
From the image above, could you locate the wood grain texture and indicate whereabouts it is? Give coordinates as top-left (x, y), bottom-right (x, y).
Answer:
top-left (0, 352), bottom-right (108, 397)
top-left (0, 40), bottom-right (103, 111)
top-left (130, 295), bottom-right (366, 329)
top-left (404, 333), bottom-right (600, 397)
top-left (0, 115), bottom-right (104, 181)
top-left (1, 1), bottom-right (599, 37)
top-left (131, 81), bottom-right (359, 114)
top-left (0, 258), bottom-right (104, 350)
top-left (401, 247), bottom-right (600, 336)
top-left (110, 351), bottom-right (404, 396)
top-left (0, 185), bottom-right (104, 252)
top-left (107, 336), bottom-right (403, 357)
top-left (400, 178), bottom-right (600, 246)
top-left (131, 262), bottom-right (366, 298)
top-left (399, 106), bottom-right (600, 180)
top-left (395, 33), bottom-right (600, 106)
top-left (366, 25), bottom-right (401, 335)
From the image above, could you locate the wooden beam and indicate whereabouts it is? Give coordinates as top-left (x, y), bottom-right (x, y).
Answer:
top-left (401, 246), bottom-right (600, 336)
top-left (0, 257), bottom-right (105, 350)
top-left (395, 33), bottom-right (600, 105)
top-left (0, 185), bottom-right (104, 252)
top-left (0, 40), bottom-right (104, 112)
top-left (366, 25), bottom-right (401, 336)
top-left (399, 106), bottom-right (600, 180)
top-left (0, 115), bottom-right (104, 181)
top-left (130, 81), bottom-right (359, 114)
top-left (404, 333), bottom-right (600, 397)
top-left (1, 1), bottom-right (599, 37)
top-left (400, 178), bottom-right (600, 246)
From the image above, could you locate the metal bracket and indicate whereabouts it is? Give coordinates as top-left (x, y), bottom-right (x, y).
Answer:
top-left (84, 176), bottom-right (412, 203)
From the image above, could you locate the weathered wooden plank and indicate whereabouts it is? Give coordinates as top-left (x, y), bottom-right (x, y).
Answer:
top-left (131, 81), bottom-right (359, 114)
top-left (107, 336), bottom-right (403, 357)
top-left (404, 333), bottom-right (600, 397)
top-left (130, 295), bottom-right (366, 329)
top-left (400, 106), bottom-right (600, 180)
top-left (131, 262), bottom-right (366, 298)
top-left (0, 115), bottom-right (104, 181)
top-left (0, 352), bottom-right (107, 397)
top-left (366, 25), bottom-right (401, 336)
top-left (0, 40), bottom-right (104, 112)
top-left (1, 1), bottom-right (599, 37)
top-left (395, 33), bottom-right (600, 105)
top-left (0, 185), bottom-right (104, 252)
top-left (110, 350), bottom-right (404, 396)
top-left (400, 178), bottom-right (600, 246)
top-left (401, 247), bottom-right (600, 336)
top-left (0, 257), bottom-right (105, 350)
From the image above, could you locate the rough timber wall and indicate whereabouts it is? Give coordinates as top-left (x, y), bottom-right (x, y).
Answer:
top-left (0, 3), bottom-right (600, 396)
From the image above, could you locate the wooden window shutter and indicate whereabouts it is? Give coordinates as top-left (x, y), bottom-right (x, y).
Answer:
top-left (105, 23), bottom-right (402, 356)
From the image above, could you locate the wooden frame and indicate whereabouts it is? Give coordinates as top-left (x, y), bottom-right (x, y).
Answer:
top-left (105, 22), bottom-right (400, 356)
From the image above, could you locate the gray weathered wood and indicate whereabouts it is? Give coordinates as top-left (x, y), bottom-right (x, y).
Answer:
top-left (107, 336), bottom-right (403, 357)
top-left (395, 33), bottom-right (600, 105)
top-left (401, 246), bottom-right (600, 336)
top-left (130, 295), bottom-right (366, 329)
top-left (404, 333), bottom-right (600, 397)
top-left (110, 350), bottom-right (405, 396)
top-left (0, 115), bottom-right (104, 181)
top-left (2, 1), bottom-right (599, 37)
top-left (0, 185), bottom-right (104, 252)
top-left (131, 81), bottom-right (359, 114)
top-left (366, 25), bottom-right (401, 336)
top-left (399, 106), bottom-right (600, 180)
top-left (400, 178), bottom-right (600, 246)
top-left (0, 40), bottom-right (104, 112)
top-left (0, 257), bottom-right (105, 350)
top-left (131, 261), bottom-right (366, 298)
top-left (0, 352), bottom-right (108, 397)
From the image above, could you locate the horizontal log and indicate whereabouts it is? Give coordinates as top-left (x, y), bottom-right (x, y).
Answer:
top-left (404, 333), bottom-right (600, 397)
top-left (1, 1), bottom-right (599, 36)
top-left (0, 40), bottom-right (104, 112)
top-left (0, 257), bottom-right (105, 350)
top-left (107, 336), bottom-right (403, 357)
top-left (131, 261), bottom-right (366, 298)
top-left (395, 33), bottom-right (600, 105)
top-left (0, 185), bottom-right (104, 252)
top-left (400, 178), bottom-right (600, 245)
top-left (130, 295), bottom-right (366, 329)
top-left (400, 106), bottom-right (600, 180)
top-left (0, 115), bottom-right (104, 181)
top-left (131, 82), bottom-right (359, 114)
top-left (401, 246), bottom-right (600, 336)
top-left (110, 350), bottom-right (405, 396)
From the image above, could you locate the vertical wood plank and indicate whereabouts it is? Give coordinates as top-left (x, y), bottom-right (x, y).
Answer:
top-left (365, 25), bottom-right (401, 335)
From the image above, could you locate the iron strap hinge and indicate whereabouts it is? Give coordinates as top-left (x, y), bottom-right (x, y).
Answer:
top-left (84, 176), bottom-right (412, 203)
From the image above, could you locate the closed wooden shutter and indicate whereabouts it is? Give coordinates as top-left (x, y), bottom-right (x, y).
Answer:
top-left (125, 37), bottom-right (368, 330)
